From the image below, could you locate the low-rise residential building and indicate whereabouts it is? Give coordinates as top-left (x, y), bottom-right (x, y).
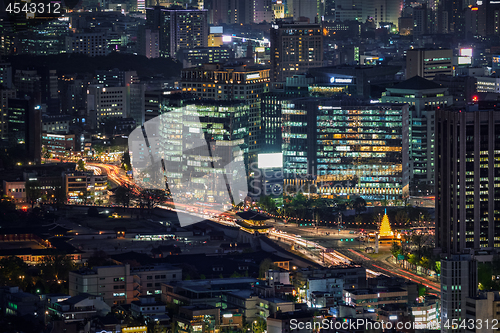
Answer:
top-left (465, 291), bottom-right (500, 333)
top-left (307, 277), bottom-right (344, 308)
top-left (162, 278), bottom-right (258, 307)
top-left (3, 180), bottom-right (26, 205)
top-left (69, 264), bottom-right (182, 306)
top-left (256, 297), bottom-right (294, 320)
top-left (224, 290), bottom-right (260, 322)
top-left (343, 288), bottom-right (409, 313)
top-left (130, 296), bottom-right (168, 320)
top-left (173, 305), bottom-right (220, 333)
top-left (267, 311), bottom-right (315, 333)
top-left (299, 266), bottom-right (366, 289)
top-left (50, 294), bottom-right (111, 323)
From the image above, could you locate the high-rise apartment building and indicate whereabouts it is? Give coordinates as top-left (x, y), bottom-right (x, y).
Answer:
top-left (180, 63), bottom-right (270, 162)
top-left (287, 0), bottom-right (317, 23)
top-left (406, 48), bottom-right (453, 80)
top-left (253, 0), bottom-right (274, 23)
top-left (209, 0), bottom-right (253, 25)
top-left (270, 20), bottom-right (323, 83)
top-left (137, 27), bottom-right (160, 59)
top-left (146, 6), bottom-right (208, 59)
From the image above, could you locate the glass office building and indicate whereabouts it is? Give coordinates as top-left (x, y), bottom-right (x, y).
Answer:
top-left (282, 98), bottom-right (409, 200)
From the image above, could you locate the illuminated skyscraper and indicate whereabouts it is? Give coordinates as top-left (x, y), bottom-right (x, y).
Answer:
top-left (435, 107), bottom-right (500, 332)
top-left (180, 63), bottom-right (270, 164)
top-left (282, 99), bottom-right (409, 200)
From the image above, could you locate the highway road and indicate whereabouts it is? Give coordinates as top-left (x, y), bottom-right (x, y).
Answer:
top-left (89, 161), bottom-right (441, 294)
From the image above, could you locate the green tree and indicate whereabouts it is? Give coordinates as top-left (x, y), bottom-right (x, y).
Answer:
top-left (352, 197), bottom-right (367, 214)
top-left (395, 210), bottom-right (410, 227)
top-left (419, 256), bottom-right (430, 270)
top-left (121, 151), bottom-right (132, 171)
top-left (140, 189), bottom-right (167, 215)
top-left (259, 195), bottom-right (277, 215)
top-left (252, 318), bottom-right (267, 333)
top-left (41, 254), bottom-right (75, 282)
top-left (259, 258), bottom-right (278, 278)
top-left (390, 242), bottom-right (402, 258)
top-left (0, 256), bottom-right (28, 286)
top-left (77, 159), bottom-right (86, 171)
top-left (114, 185), bottom-right (133, 208)
top-left (418, 285), bottom-right (426, 297)
top-left (25, 180), bottom-right (42, 209)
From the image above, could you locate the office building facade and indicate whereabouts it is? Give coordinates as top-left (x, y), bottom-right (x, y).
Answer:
top-left (282, 99), bottom-right (409, 200)
top-left (157, 101), bottom-right (249, 207)
top-left (435, 108), bottom-right (500, 253)
top-left (65, 33), bottom-right (109, 57)
top-left (406, 48), bottom-right (453, 80)
top-left (381, 76), bottom-right (453, 195)
top-left (180, 63), bottom-right (269, 162)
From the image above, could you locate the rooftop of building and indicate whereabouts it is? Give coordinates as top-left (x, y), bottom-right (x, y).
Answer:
top-left (236, 210), bottom-right (270, 221)
top-left (268, 311), bottom-right (314, 320)
top-left (226, 289), bottom-right (256, 299)
top-left (131, 299), bottom-right (166, 307)
top-left (170, 277), bottom-right (259, 291)
top-left (390, 75), bottom-right (443, 90)
top-left (182, 62), bottom-right (269, 73)
top-left (344, 287), bottom-right (407, 295)
top-left (261, 297), bottom-right (292, 304)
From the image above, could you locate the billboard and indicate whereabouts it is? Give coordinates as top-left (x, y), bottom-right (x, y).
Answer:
top-left (258, 153), bottom-right (283, 169)
top-left (493, 55), bottom-right (500, 71)
top-left (210, 26), bottom-right (223, 34)
top-left (460, 48), bottom-right (473, 57)
top-left (458, 56), bottom-right (472, 65)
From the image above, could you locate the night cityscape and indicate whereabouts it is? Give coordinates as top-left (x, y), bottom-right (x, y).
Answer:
top-left (0, 0), bottom-right (498, 332)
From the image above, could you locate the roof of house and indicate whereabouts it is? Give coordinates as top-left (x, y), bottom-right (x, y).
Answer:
top-left (236, 211), bottom-right (270, 221)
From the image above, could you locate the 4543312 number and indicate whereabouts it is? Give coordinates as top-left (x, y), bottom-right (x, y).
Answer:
top-left (5, 2), bottom-right (61, 14)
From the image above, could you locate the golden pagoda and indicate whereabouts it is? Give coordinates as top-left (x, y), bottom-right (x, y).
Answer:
top-left (378, 209), bottom-right (394, 239)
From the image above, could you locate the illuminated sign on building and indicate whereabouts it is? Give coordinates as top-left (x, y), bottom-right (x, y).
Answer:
top-left (246, 73), bottom-right (261, 80)
top-left (258, 153), bottom-right (283, 168)
top-left (460, 48), bottom-right (473, 57)
top-left (330, 77), bottom-right (353, 84)
top-left (493, 55), bottom-right (500, 72)
top-left (458, 56), bottom-right (472, 65)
